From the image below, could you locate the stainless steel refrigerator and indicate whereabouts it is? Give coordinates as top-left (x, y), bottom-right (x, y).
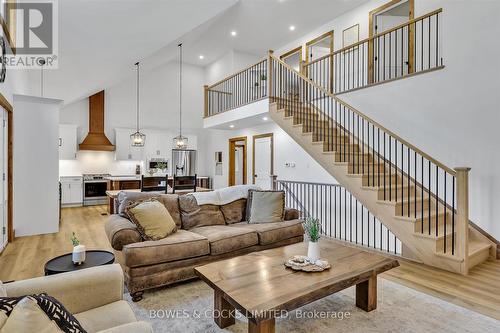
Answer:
top-left (172, 149), bottom-right (197, 176)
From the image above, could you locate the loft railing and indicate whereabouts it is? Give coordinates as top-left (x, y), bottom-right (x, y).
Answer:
top-left (303, 9), bottom-right (443, 94)
top-left (204, 58), bottom-right (268, 117)
top-left (269, 53), bottom-right (470, 261)
top-left (275, 179), bottom-right (402, 255)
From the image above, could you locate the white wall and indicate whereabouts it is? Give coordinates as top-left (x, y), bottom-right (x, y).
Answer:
top-left (205, 49), bottom-right (261, 85)
top-left (13, 95), bottom-right (61, 236)
top-left (338, 0), bottom-right (500, 240)
top-left (204, 121), bottom-right (336, 189)
top-left (272, 0), bottom-right (500, 240)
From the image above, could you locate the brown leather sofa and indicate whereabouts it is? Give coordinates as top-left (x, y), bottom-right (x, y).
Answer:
top-left (104, 190), bottom-right (304, 301)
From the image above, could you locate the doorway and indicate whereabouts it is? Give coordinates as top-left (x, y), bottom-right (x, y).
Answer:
top-left (0, 107), bottom-right (8, 252)
top-left (368, 0), bottom-right (414, 83)
top-left (280, 46), bottom-right (302, 72)
top-left (305, 31), bottom-right (334, 91)
top-left (306, 31), bottom-right (333, 63)
top-left (252, 133), bottom-right (274, 190)
top-left (228, 137), bottom-right (247, 186)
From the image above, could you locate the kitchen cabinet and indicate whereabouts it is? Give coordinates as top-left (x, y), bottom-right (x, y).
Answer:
top-left (60, 176), bottom-right (83, 206)
top-left (115, 128), bottom-right (143, 161)
top-left (144, 130), bottom-right (171, 160)
top-left (59, 124), bottom-right (78, 160)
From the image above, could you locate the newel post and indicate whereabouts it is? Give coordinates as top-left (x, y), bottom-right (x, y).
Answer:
top-left (271, 175), bottom-right (278, 190)
top-left (203, 85), bottom-right (209, 118)
top-left (267, 50), bottom-right (274, 100)
top-left (455, 167), bottom-right (471, 275)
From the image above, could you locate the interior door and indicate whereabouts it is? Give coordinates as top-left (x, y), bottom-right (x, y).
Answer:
top-left (253, 134), bottom-right (273, 190)
top-left (0, 108), bottom-right (7, 251)
top-left (372, 0), bottom-right (412, 82)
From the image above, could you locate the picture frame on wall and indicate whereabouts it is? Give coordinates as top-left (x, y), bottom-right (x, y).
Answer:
top-left (343, 24), bottom-right (359, 48)
top-left (0, 0), bottom-right (16, 52)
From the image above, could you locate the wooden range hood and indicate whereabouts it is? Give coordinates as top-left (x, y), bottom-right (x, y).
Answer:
top-left (79, 90), bottom-right (115, 151)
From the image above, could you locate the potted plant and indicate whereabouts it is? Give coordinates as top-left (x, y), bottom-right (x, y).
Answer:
top-left (303, 217), bottom-right (321, 263)
top-left (71, 232), bottom-right (86, 265)
top-left (156, 162), bottom-right (167, 173)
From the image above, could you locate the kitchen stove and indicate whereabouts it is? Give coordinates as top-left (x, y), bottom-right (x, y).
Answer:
top-left (83, 174), bottom-right (111, 206)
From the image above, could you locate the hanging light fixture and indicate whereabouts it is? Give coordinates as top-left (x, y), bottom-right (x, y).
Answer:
top-left (173, 43), bottom-right (188, 149)
top-left (131, 62), bottom-right (146, 147)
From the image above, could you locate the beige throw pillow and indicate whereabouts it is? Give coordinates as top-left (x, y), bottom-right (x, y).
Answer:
top-left (246, 190), bottom-right (285, 223)
top-left (1, 297), bottom-right (62, 333)
top-left (126, 199), bottom-right (177, 240)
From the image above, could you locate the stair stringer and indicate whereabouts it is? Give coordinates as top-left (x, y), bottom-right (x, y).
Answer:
top-left (270, 102), bottom-right (479, 274)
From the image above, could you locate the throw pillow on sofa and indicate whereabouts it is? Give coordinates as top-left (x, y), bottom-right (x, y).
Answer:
top-left (126, 199), bottom-right (177, 240)
top-left (220, 198), bottom-right (247, 224)
top-left (0, 294), bottom-right (86, 333)
top-left (178, 194), bottom-right (225, 230)
top-left (246, 190), bottom-right (285, 223)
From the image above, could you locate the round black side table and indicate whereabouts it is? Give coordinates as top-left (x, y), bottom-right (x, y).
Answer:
top-left (44, 250), bottom-right (115, 276)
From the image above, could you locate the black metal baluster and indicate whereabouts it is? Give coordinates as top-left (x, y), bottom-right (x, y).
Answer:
top-left (452, 176), bottom-right (455, 255)
top-left (428, 160), bottom-right (431, 235)
top-left (407, 147), bottom-right (410, 217)
top-left (444, 172), bottom-right (447, 253)
top-left (435, 165), bottom-right (438, 237)
top-left (384, 133), bottom-right (386, 200)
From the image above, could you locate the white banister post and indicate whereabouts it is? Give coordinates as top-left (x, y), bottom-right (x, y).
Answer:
top-left (455, 167), bottom-right (470, 275)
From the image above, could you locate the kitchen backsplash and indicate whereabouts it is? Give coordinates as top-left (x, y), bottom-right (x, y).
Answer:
top-left (59, 151), bottom-right (143, 176)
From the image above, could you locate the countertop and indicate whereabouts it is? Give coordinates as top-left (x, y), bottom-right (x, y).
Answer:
top-left (106, 175), bottom-right (141, 181)
top-left (106, 187), bottom-right (211, 198)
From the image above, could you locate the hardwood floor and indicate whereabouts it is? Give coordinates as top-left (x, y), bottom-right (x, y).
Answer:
top-left (0, 205), bottom-right (111, 281)
top-left (382, 258), bottom-right (500, 320)
top-left (0, 205), bottom-right (499, 321)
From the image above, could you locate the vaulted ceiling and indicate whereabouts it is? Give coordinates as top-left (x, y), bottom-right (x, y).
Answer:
top-left (47, 0), bottom-right (369, 105)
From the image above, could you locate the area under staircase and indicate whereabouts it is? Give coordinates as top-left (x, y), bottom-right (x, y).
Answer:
top-left (268, 53), bottom-right (495, 274)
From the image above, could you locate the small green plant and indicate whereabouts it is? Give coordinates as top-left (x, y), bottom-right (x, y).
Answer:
top-left (303, 217), bottom-right (321, 242)
top-left (260, 74), bottom-right (267, 81)
top-left (156, 162), bottom-right (167, 170)
top-left (71, 232), bottom-right (80, 247)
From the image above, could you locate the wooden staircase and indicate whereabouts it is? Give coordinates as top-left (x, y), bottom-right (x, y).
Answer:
top-left (268, 54), bottom-right (495, 274)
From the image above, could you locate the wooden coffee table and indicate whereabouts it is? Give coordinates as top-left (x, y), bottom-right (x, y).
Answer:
top-left (195, 240), bottom-right (399, 333)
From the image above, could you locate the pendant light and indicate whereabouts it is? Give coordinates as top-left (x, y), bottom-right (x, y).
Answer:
top-left (131, 62), bottom-right (146, 147)
top-left (173, 43), bottom-right (188, 149)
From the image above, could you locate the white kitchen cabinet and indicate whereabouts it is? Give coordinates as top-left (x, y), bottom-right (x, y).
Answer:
top-left (144, 130), bottom-right (171, 160)
top-left (115, 128), bottom-right (143, 161)
top-left (60, 176), bottom-right (83, 206)
top-left (59, 124), bottom-right (78, 160)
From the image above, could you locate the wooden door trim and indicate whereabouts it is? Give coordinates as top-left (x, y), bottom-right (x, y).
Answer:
top-left (252, 133), bottom-right (274, 185)
top-left (368, 0), bottom-right (414, 83)
top-left (0, 93), bottom-right (13, 246)
top-left (305, 30), bottom-right (334, 63)
top-left (228, 136), bottom-right (247, 186)
top-left (280, 46), bottom-right (303, 64)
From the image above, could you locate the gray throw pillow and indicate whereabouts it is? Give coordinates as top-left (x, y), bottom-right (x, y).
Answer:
top-left (246, 190), bottom-right (285, 223)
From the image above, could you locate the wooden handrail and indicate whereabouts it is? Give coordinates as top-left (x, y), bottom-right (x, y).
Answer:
top-left (269, 53), bottom-right (456, 176)
top-left (304, 8), bottom-right (443, 68)
top-left (207, 57), bottom-right (267, 89)
top-left (207, 89), bottom-right (233, 95)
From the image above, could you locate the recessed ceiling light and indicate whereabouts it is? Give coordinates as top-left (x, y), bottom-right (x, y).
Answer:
top-left (199, 55), bottom-right (204, 60)
top-left (289, 25), bottom-right (296, 31)
top-left (229, 124), bottom-right (235, 128)
top-left (262, 117), bottom-right (268, 121)
top-left (231, 30), bottom-right (237, 36)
